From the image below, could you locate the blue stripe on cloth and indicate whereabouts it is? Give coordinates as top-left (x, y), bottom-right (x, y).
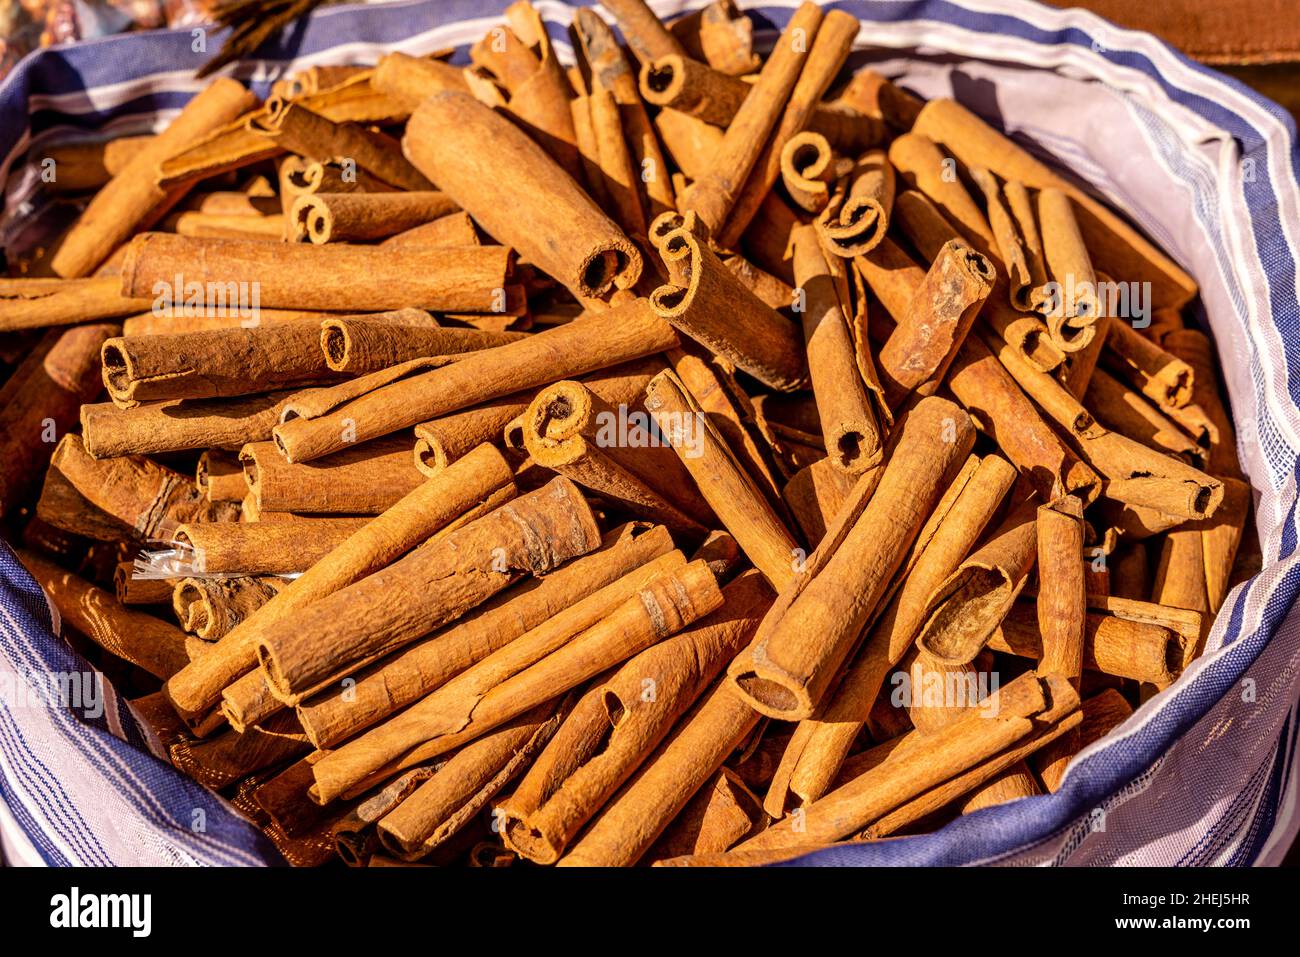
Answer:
top-left (0, 544), bottom-right (283, 866)
top-left (1, 0), bottom-right (1299, 866)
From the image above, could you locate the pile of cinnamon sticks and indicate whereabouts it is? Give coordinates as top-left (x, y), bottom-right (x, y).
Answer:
top-left (0, 0), bottom-right (1253, 867)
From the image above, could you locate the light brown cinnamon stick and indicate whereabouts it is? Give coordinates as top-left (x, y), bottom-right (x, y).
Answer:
top-left (248, 99), bottom-right (432, 191)
top-left (0, 323), bottom-right (116, 517)
top-left (80, 390), bottom-right (302, 458)
top-left (0, 277), bottom-right (150, 331)
top-left (728, 396), bottom-right (976, 720)
top-left (677, 2), bottom-right (824, 236)
top-left (403, 90), bottom-right (642, 302)
top-left (308, 559), bottom-right (723, 804)
top-left (560, 678), bottom-right (765, 865)
top-left (254, 476), bottom-right (600, 704)
top-left (292, 524), bottom-right (678, 748)
top-left (791, 225), bottom-right (883, 474)
top-left (780, 453), bottom-right (1017, 805)
top-left (645, 369), bottom-right (801, 591)
top-left (376, 694), bottom-right (575, 860)
top-left (101, 324), bottom-right (340, 407)
top-left (273, 299), bottom-right (678, 464)
top-left (163, 444), bottom-right (516, 718)
top-left (287, 192), bottom-right (458, 244)
top-left (39, 433), bottom-right (237, 542)
top-left (736, 672), bottom-right (1068, 850)
top-left (174, 518), bottom-right (369, 576)
top-left (16, 549), bottom-right (190, 680)
top-left (522, 379), bottom-right (713, 532)
top-left (174, 576), bottom-right (288, 642)
top-left (816, 149), bottom-right (894, 256)
top-left (497, 571), bottom-right (772, 863)
top-left (119, 233), bottom-right (514, 314)
top-left (716, 8), bottom-right (859, 247)
top-left (52, 79), bottom-right (259, 278)
top-left (652, 226), bottom-right (807, 392)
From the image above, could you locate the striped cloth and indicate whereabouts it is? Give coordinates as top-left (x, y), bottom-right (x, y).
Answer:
top-left (2, 0), bottom-right (1298, 867)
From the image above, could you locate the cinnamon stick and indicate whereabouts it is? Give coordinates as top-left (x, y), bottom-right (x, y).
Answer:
top-left (652, 226), bottom-right (807, 392)
top-left (119, 233), bottom-right (514, 314)
top-left (497, 571), bottom-right (772, 863)
top-left (174, 576), bottom-right (288, 642)
top-left (677, 2), bottom-right (824, 236)
top-left (16, 549), bottom-right (190, 680)
top-left (1037, 495), bottom-right (1088, 682)
top-left (791, 225), bottom-right (883, 474)
top-left (80, 390), bottom-right (302, 458)
top-left (1103, 316), bottom-right (1196, 409)
top-left (174, 518), bottom-right (369, 576)
top-left (114, 561), bottom-right (177, 605)
top-left (728, 396), bottom-right (977, 719)
top-left (101, 324), bottom-right (340, 407)
top-left (254, 477), bottom-right (601, 703)
top-left (196, 449), bottom-right (247, 502)
top-left (41, 134), bottom-right (152, 193)
top-left (245, 435), bottom-right (418, 514)
top-left (52, 79), bottom-right (259, 278)
top-left (293, 524), bottom-right (678, 749)
top-left (0, 323), bottom-right (116, 517)
top-left (248, 99), bottom-right (432, 192)
top-left (320, 314), bottom-right (523, 375)
top-left (816, 149), bottom-right (894, 256)
top-left (0, 277), bottom-right (150, 331)
top-left (915, 500), bottom-right (1038, 666)
top-left (781, 453), bottom-right (1017, 805)
top-left (413, 395), bottom-right (535, 476)
top-left (601, 0), bottom-right (688, 63)
top-left (1038, 187), bottom-right (1100, 352)
top-left (697, 0), bottom-right (761, 75)
top-left (403, 90), bottom-right (642, 302)
top-left (645, 369), bottom-right (801, 591)
top-left (876, 237), bottom-right (994, 408)
top-left (163, 444), bottom-right (516, 718)
top-left (39, 433), bottom-right (237, 542)
top-left (272, 300), bottom-right (677, 463)
top-left (780, 132), bottom-right (839, 213)
top-left (287, 192), bottom-right (459, 244)
top-left (372, 52), bottom-right (470, 106)
top-left (377, 695), bottom-right (575, 860)
top-left (971, 169), bottom-right (1050, 313)
top-left (716, 8), bottom-right (859, 247)
top-left (522, 379), bottom-right (713, 532)
top-left (308, 559), bottom-right (723, 804)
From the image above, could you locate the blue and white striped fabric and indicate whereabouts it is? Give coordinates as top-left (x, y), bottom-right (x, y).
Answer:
top-left (2, 0), bottom-right (1298, 866)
